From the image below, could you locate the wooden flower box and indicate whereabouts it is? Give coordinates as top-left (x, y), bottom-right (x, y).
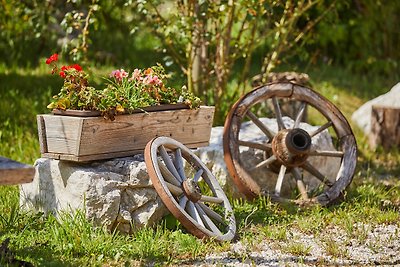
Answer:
top-left (37, 105), bottom-right (214, 162)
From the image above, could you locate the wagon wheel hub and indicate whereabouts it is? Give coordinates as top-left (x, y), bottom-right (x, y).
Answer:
top-left (272, 128), bottom-right (311, 167)
top-left (182, 179), bottom-right (202, 202)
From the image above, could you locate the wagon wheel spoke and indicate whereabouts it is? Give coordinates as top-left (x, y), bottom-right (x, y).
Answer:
top-left (272, 97), bottom-right (286, 130)
top-left (159, 145), bottom-right (182, 182)
top-left (291, 167), bottom-right (309, 200)
top-left (301, 161), bottom-right (333, 187)
top-left (293, 102), bottom-right (307, 128)
top-left (308, 150), bottom-right (344, 157)
top-left (145, 136), bottom-right (236, 241)
top-left (245, 111), bottom-right (275, 140)
top-left (238, 140), bottom-right (272, 151)
top-left (310, 121), bottom-right (333, 138)
top-left (186, 201), bottom-right (205, 228)
top-left (193, 169), bottom-right (203, 183)
top-left (250, 155), bottom-right (276, 171)
top-left (173, 148), bottom-right (186, 181)
top-left (195, 203), bottom-right (223, 235)
top-left (200, 195), bottom-right (224, 204)
top-left (179, 195), bottom-right (188, 209)
top-left (198, 202), bottom-right (224, 224)
top-left (274, 165), bottom-right (287, 196)
top-left (157, 159), bottom-right (181, 187)
top-left (165, 181), bottom-right (183, 196)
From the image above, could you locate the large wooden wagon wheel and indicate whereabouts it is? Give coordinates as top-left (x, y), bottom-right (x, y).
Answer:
top-left (144, 137), bottom-right (236, 242)
top-left (223, 82), bottom-right (357, 206)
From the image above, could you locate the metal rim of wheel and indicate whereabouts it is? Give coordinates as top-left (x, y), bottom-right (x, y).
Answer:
top-left (223, 82), bottom-right (357, 206)
top-left (144, 136), bottom-right (236, 242)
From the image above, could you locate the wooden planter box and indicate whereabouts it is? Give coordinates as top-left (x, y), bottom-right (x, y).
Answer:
top-left (37, 106), bottom-right (215, 162)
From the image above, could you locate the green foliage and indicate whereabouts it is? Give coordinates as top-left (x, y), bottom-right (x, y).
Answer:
top-left (307, 0), bottom-right (400, 80)
top-left (132, 0), bottom-right (331, 123)
top-left (0, 0), bottom-right (162, 67)
top-left (1, 0), bottom-right (398, 128)
top-left (0, 1), bottom-right (60, 66)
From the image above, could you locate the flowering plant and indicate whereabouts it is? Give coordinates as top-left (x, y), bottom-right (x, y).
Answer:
top-left (45, 53), bottom-right (201, 119)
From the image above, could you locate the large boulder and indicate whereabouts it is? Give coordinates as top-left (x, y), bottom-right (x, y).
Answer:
top-left (195, 117), bottom-right (340, 198)
top-left (20, 155), bottom-right (168, 233)
top-left (351, 82), bottom-right (400, 134)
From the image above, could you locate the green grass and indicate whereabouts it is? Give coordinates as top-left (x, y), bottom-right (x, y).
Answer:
top-left (0, 63), bottom-right (399, 266)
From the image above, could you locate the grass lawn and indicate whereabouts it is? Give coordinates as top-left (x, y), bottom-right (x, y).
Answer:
top-left (0, 63), bottom-right (399, 266)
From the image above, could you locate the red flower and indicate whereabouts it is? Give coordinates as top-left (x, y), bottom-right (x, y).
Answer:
top-left (72, 64), bottom-right (82, 71)
top-left (46, 53), bottom-right (58, 64)
top-left (60, 64), bottom-right (82, 72)
top-left (58, 64), bottom-right (83, 78)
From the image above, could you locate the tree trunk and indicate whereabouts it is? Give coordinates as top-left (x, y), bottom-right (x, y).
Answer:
top-left (369, 105), bottom-right (400, 150)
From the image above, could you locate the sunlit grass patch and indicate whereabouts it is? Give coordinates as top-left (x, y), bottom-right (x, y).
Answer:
top-left (320, 236), bottom-right (349, 258)
top-left (280, 241), bottom-right (312, 256)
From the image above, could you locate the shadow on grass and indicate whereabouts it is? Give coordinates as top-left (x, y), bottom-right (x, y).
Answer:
top-left (0, 239), bottom-right (76, 267)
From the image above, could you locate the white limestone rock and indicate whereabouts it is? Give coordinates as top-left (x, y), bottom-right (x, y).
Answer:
top-left (20, 155), bottom-right (168, 233)
top-left (351, 82), bottom-right (400, 134)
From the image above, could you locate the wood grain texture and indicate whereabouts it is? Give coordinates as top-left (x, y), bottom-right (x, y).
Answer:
top-left (370, 106), bottom-right (400, 150)
top-left (38, 106), bottom-right (214, 162)
top-left (0, 156), bottom-right (35, 185)
top-left (37, 115), bottom-right (48, 153)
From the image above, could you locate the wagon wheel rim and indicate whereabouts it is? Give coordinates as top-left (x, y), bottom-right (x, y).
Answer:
top-left (223, 82), bottom-right (357, 206)
top-left (144, 136), bottom-right (236, 241)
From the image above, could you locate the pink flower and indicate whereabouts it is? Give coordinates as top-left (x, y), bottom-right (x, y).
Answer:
top-left (110, 69), bottom-right (129, 82)
top-left (131, 68), bottom-right (142, 81)
top-left (143, 75), bottom-right (163, 86)
top-left (153, 76), bottom-right (163, 86)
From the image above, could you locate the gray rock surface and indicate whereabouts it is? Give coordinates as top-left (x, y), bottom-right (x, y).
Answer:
top-left (351, 82), bottom-right (400, 134)
top-left (20, 155), bottom-right (168, 233)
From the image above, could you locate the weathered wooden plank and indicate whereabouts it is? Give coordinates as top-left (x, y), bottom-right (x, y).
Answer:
top-left (38, 106), bottom-right (214, 162)
top-left (39, 115), bottom-right (83, 154)
top-left (37, 115), bottom-right (48, 153)
top-left (78, 107), bottom-right (213, 155)
top-left (41, 141), bottom-right (210, 162)
top-left (0, 157), bottom-right (35, 185)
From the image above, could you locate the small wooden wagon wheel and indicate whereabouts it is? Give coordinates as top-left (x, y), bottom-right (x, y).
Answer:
top-left (223, 82), bottom-right (357, 206)
top-left (144, 137), bottom-right (236, 241)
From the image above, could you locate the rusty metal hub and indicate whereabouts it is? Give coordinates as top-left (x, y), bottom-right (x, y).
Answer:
top-left (182, 179), bottom-right (202, 202)
top-left (272, 128), bottom-right (311, 167)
